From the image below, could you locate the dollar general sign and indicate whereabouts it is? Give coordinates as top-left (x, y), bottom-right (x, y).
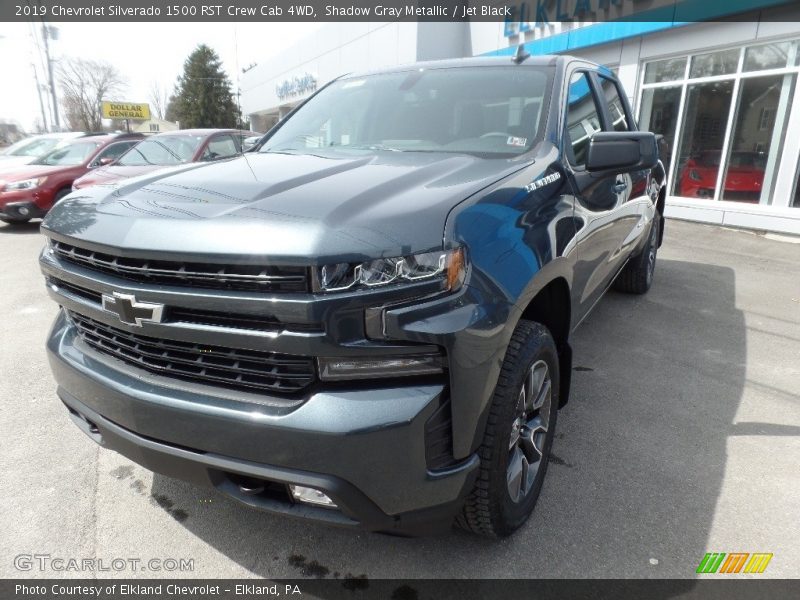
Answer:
top-left (101, 101), bottom-right (151, 120)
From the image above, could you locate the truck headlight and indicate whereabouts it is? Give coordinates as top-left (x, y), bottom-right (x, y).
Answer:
top-left (315, 248), bottom-right (466, 293)
top-left (4, 177), bottom-right (46, 191)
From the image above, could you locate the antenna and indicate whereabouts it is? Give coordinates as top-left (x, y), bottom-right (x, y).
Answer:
top-left (512, 44), bottom-right (530, 64)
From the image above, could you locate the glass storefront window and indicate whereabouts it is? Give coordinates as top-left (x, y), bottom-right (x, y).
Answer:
top-left (721, 74), bottom-right (796, 203)
top-left (671, 80), bottom-right (734, 198)
top-left (642, 40), bottom-right (800, 209)
top-left (644, 57), bottom-right (686, 83)
top-left (639, 87), bottom-right (681, 177)
top-left (689, 48), bottom-right (740, 78)
top-left (743, 42), bottom-right (792, 72)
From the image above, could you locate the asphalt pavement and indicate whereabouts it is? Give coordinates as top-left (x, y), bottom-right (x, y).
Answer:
top-left (1, 218), bottom-right (798, 579)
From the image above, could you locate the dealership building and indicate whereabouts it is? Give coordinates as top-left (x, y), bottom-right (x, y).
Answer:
top-left (240, 0), bottom-right (800, 234)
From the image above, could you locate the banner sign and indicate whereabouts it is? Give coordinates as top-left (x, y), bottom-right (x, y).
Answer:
top-left (100, 101), bottom-right (151, 120)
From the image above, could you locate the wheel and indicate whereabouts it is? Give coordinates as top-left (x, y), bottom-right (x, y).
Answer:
top-left (0, 217), bottom-right (30, 225)
top-left (457, 320), bottom-right (559, 537)
top-left (613, 214), bottom-right (660, 294)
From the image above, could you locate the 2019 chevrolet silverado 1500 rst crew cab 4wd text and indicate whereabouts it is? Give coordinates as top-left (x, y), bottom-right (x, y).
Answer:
top-left (40, 54), bottom-right (666, 537)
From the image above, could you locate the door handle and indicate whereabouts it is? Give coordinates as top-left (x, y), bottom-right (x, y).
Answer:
top-left (612, 180), bottom-right (628, 194)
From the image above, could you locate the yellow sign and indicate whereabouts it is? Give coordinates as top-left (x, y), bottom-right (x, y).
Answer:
top-left (100, 101), bottom-right (151, 120)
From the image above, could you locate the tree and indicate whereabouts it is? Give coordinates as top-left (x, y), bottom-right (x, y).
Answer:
top-left (171, 45), bottom-right (239, 129)
top-left (59, 58), bottom-right (125, 132)
top-left (148, 81), bottom-right (169, 120)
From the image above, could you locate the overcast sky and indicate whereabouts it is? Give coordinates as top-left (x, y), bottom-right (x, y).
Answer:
top-left (0, 22), bottom-right (322, 131)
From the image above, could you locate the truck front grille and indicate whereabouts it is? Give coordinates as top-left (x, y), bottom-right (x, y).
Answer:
top-left (52, 241), bottom-right (309, 293)
top-left (68, 311), bottom-right (316, 395)
top-left (48, 277), bottom-right (323, 333)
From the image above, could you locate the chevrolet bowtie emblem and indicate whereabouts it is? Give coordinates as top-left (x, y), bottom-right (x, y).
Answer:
top-left (101, 292), bottom-right (164, 327)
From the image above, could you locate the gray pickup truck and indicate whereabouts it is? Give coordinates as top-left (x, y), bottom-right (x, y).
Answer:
top-left (40, 53), bottom-right (666, 537)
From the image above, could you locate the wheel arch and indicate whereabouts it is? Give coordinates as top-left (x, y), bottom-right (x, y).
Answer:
top-left (654, 185), bottom-right (666, 249)
top-left (519, 276), bottom-right (573, 408)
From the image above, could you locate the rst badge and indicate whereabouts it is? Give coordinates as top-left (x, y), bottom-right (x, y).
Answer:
top-left (101, 292), bottom-right (164, 327)
top-left (525, 172), bottom-right (562, 193)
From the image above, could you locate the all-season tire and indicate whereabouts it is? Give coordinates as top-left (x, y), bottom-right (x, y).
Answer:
top-left (613, 214), bottom-right (660, 295)
top-left (457, 320), bottom-right (559, 538)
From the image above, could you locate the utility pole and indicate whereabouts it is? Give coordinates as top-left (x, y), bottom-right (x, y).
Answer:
top-left (41, 24), bottom-right (60, 130)
top-left (31, 62), bottom-right (48, 132)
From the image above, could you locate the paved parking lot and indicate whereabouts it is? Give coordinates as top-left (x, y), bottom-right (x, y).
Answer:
top-left (0, 219), bottom-right (798, 579)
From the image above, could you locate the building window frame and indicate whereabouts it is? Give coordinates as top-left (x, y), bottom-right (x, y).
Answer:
top-left (636, 38), bottom-right (800, 209)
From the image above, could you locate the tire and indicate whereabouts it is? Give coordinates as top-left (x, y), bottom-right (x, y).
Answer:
top-left (457, 320), bottom-right (559, 538)
top-left (53, 188), bottom-right (71, 205)
top-left (0, 217), bottom-right (30, 225)
top-left (613, 213), bottom-right (660, 295)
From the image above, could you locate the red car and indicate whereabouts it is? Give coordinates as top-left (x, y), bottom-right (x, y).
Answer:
top-left (678, 151), bottom-right (765, 202)
top-left (0, 133), bottom-right (142, 225)
top-left (72, 129), bottom-right (252, 190)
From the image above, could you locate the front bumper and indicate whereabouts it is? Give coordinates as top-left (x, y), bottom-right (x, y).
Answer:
top-left (48, 311), bottom-right (480, 534)
top-left (0, 191), bottom-right (44, 220)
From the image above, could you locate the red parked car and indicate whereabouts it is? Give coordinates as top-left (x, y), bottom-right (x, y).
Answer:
top-left (0, 133), bottom-right (143, 225)
top-left (72, 129), bottom-right (252, 190)
top-left (678, 151), bottom-right (765, 202)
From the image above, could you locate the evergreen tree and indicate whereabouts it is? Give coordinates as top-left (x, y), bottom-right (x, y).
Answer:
top-left (171, 45), bottom-right (239, 128)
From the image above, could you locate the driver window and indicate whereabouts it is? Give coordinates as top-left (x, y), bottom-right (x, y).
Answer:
top-left (203, 135), bottom-right (238, 160)
top-left (94, 141), bottom-right (136, 165)
top-left (598, 75), bottom-right (632, 132)
top-left (565, 72), bottom-right (603, 167)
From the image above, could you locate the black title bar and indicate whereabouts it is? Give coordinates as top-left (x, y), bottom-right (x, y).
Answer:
top-left (3, 579), bottom-right (800, 600)
top-left (1, 0), bottom-right (796, 22)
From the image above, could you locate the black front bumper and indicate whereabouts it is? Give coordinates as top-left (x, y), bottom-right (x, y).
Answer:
top-left (0, 200), bottom-right (43, 221)
top-left (48, 312), bottom-right (480, 535)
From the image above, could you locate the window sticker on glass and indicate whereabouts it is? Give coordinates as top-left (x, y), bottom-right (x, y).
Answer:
top-left (507, 136), bottom-right (527, 147)
top-left (343, 80), bottom-right (365, 88)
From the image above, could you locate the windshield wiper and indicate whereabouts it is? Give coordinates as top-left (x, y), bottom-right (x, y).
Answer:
top-left (346, 144), bottom-right (403, 152)
top-left (263, 133), bottom-right (322, 153)
top-left (125, 147), bottom-right (155, 165)
top-left (151, 140), bottom-right (183, 162)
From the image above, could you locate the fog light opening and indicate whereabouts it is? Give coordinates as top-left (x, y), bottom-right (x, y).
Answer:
top-left (18, 206), bottom-right (30, 216)
top-left (289, 485), bottom-right (337, 508)
top-left (317, 353), bottom-right (445, 381)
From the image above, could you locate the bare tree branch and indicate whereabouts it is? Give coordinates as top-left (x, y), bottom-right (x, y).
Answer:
top-left (58, 58), bottom-right (126, 132)
top-left (148, 81), bottom-right (169, 120)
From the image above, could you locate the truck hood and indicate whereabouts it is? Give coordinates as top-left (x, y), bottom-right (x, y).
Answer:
top-left (42, 150), bottom-right (530, 263)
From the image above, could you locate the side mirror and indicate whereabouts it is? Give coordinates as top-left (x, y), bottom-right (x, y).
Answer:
top-left (586, 131), bottom-right (659, 173)
top-left (91, 157), bottom-right (114, 168)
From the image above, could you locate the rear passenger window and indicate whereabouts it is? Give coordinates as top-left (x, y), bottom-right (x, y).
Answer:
top-left (565, 72), bottom-right (603, 167)
top-left (598, 76), bottom-right (631, 132)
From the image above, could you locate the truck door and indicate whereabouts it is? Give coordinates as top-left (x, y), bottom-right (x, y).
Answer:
top-left (563, 69), bottom-right (642, 324)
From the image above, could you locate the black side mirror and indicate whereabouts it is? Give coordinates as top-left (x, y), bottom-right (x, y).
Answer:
top-left (586, 131), bottom-right (659, 173)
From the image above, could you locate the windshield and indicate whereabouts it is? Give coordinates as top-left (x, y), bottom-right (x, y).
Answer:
top-left (260, 66), bottom-right (552, 157)
top-left (117, 135), bottom-right (204, 166)
top-left (35, 141), bottom-right (101, 166)
top-left (2, 137), bottom-right (64, 158)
